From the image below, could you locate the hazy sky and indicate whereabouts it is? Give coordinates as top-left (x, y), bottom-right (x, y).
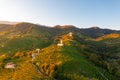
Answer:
top-left (0, 0), bottom-right (120, 30)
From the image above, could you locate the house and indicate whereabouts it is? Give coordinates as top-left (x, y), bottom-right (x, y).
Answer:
top-left (69, 32), bottom-right (73, 37)
top-left (31, 53), bottom-right (38, 58)
top-left (57, 39), bottom-right (64, 46)
top-left (31, 53), bottom-right (38, 61)
top-left (31, 53), bottom-right (37, 61)
top-left (4, 62), bottom-right (16, 69)
top-left (31, 48), bottom-right (41, 61)
top-left (36, 48), bottom-right (40, 54)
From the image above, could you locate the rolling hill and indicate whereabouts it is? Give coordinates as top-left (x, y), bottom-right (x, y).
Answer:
top-left (80, 27), bottom-right (120, 38)
top-left (0, 22), bottom-right (120, 80)
top-left (95, 33), bottom-right (120, 41)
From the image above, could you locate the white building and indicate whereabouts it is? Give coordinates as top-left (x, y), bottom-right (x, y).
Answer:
top-left (36, 48), bottom-right (40, 54)
top-left (57, 39), bottom-right (64, 46)
top-left (69, 32), bottom-right (73, 37)
top-left (31, 53), bottom-right (38, 61)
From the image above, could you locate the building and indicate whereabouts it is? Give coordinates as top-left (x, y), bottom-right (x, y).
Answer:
top-left (4, 62), bottom-right (16, 69)
top-left (57, 39), bottom-right (64, 46)
top-left (36, 48), bottom-right (40, 54)
top-left (69, 32), bottom-right (73, 37)
top-left (31, 53), bottom-right (36, 61)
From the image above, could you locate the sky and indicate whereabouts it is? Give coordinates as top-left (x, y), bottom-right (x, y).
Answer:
top-left (0, 0), bottom-right (120, 30)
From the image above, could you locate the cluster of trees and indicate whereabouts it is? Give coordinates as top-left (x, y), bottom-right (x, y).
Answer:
top-left (40, 63), bottom-right (57, 78)
top-left (83, 40), bottom-right (120, 78)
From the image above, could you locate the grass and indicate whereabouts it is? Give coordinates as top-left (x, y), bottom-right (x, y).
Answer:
top-left (34, 42), bottom-right (105, 79)
top-left (0, 31), bottom-right (120, 79)
top-left (0, 36), bottom-right (52, 54)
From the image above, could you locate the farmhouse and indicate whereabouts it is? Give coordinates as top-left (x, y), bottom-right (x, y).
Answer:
top-left (4, 62), bottom-right (16, 69)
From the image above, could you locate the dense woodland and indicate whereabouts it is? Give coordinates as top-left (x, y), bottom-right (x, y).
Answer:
top-left (0, 22), bottom-right (120, 80)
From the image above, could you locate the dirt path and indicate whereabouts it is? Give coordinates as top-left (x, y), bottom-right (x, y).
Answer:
top-left (31, 54), bottom-right (48, 78)
top-left (31, 63), bottom-right (44, 76)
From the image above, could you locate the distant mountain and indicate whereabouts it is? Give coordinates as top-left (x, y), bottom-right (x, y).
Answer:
top-left (80, 27), bottom-right (120, 38)
top-left (0, 21), bottom-right (18, 25)
top-left (54, 25), bottom-right (76, 29)
top-left (54, 25), bottom-right (120, 38)
top-left (0, 22), bottom-right (120, 38)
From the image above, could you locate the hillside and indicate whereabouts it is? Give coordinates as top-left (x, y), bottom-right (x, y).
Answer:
top-left (0, 22), bottom-right (120, 80)
top-left (0, 22), bottom-right (57, 54)
top-left (95, 33), bottom-right (120, 41)
top-left (80, 27), bottom-right (120, 38)
top-left (0, 33), bottom-right (107, 80)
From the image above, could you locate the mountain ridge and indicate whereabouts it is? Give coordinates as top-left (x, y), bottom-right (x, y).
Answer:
top-left (0, 22), bottom-right (120, 38)
top-left (0, 21), bottom-right (18, 25)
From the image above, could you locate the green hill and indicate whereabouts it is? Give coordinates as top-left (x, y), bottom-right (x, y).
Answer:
top-left (95, 33), bottom-right (120, 41)
top-left (0, 22), bottom-right (120, 80)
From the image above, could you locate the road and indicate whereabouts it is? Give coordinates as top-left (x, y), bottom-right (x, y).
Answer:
top-left (31, 54), bottom-right (48, 78)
